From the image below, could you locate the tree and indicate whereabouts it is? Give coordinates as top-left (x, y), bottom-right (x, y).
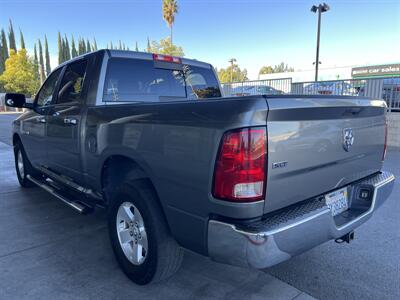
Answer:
top-left (162, 0), bottom-right (178, 45)
top-left (33, 43), bottom-right (40, 81)
top-left (82, 38), bottom-right (87, 53)
top-left (19, 29), bottom-right (25, 49)
top-left (258, 66), bottom-right (274, 75)
top-left (0, 49), bottom-right (40, 97)
top-left (38, 39), bottom-right (45, 83)
top-left (44, 35), bottom-right (51, 76)
top-left (149, 37), bottom-right (184, 56)
top-left (259, 62), bottom-right (294, 75)
top-left (0, 39), bottom-right (4, 78)
top-left (217, 64), bottom-right (248, 83)
top-left (0, 38), bottom-right (4, 91)
top-left (8, 20), bottom-right (17, 51)
top-left (146, 37), bottom-right (151, 52)
top-left (273, 62), bottom-right (294, 73)
top-left (57, 32), bottom-right (63, 65)
top-left (0, 29), bottom-right (9, 77)
top-left (1, 29), bottom-right (9, 60)
top-left (78, 38), bottom-right (86, 55)
top-left (92, 38), bottom-right (98, 51)
top-left (71, 36), bottom-right (78, 58)
top-left (61, 38), bottom-right (66, 62)
top-left (86, 39), bottom-right (91, 53)
top-left (78, 38), bottom-right (83, 55)
top-left (64, 35), bottom-right (71, 61)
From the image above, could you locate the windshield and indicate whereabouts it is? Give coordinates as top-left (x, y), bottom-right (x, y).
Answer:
top-left (103, 58), bottom-right (221, 102)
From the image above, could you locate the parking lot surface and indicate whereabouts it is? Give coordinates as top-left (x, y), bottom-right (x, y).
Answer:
top-left (0, 114), bottom-right (399, 299)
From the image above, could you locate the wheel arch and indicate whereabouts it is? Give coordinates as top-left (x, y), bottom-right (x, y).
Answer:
top-left (12, 133), bottom-right (22, 147)
top-left (100, 155), bottom-right (167, 218)
top-left (101, 155), bottom-right (150, 197)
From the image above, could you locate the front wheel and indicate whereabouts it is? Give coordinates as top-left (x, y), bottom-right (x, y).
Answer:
top-left (14, 142), bottom-right (38, 188)
top-left (108, 180), bottom-right (184, 285)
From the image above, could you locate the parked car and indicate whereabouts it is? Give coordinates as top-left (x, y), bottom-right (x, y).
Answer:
top-left (229, 85), bottom-right (283, 96)
top-left (245, 85), bottom-right (284, 95)
top-left (304, 81), bottom-right (358, 96)
top-left (228, 85), bottom-right (255, 96)
top-left (382, 77), bottom-right (400, 111)
top-left (6, 50), bottom-right (395, 285)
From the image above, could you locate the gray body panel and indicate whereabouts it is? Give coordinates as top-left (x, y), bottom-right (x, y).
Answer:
top-left (83, 97), bottom-right (268, 254)
top-left (15, 107), bottom-right (48, 166)
top-left (11, 50), bottom-right (389, 257)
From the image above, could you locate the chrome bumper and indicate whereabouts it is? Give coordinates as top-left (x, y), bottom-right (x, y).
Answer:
top-left (208, 171), bottom-right (395, 269)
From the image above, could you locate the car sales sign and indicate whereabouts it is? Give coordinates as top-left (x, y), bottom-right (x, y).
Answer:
top-left (352, 64), bottom-right (400, 78)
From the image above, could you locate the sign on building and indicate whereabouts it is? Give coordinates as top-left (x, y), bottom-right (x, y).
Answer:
top-left (352, 64), bottom-right (400, 78)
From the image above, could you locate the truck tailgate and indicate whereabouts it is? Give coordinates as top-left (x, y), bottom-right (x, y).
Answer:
top-left (264, 96), bottom-right (387, 214)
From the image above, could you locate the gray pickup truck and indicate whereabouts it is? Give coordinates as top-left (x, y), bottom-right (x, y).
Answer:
top-left (5, 50), bottom-right (395, 285)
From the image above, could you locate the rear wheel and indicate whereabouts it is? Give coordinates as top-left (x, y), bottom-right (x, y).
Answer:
top-left (14, 142), bottom-right (39, 188)
top-left (108, 180), bottom-right (183, 285)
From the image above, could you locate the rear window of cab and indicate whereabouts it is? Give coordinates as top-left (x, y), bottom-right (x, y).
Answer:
top-left (103, 58), bottom-right (221, 102)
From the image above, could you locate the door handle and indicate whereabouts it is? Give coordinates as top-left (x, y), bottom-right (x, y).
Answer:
top-left (35, 116), bottom-right (46, 123)
top-left (63, 117), bottom-right (78, 125)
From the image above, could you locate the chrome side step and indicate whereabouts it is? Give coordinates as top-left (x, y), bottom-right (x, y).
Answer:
top-left (27, 175), bottom-right (91, 214)
top-left (37, 166), bottom-right (103, 201)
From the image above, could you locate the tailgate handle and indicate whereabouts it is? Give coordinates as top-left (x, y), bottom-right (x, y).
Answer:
top-left (344, 108), bottom-right (362, 116)
top-left (35, 116), bottom-right (46, 123)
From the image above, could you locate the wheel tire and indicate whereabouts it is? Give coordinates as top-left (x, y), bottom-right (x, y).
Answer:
top-left (14, 142), bottom-right (39, 188)
top-left (108, 180), bottom-right (184, 285)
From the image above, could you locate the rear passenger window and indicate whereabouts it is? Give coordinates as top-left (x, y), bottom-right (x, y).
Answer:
top-left (57, 59), bottom-right (88, 104)
top-left (184, 65), bottom-right (221, 99)
top-left (103, 58), bottom-right (221, 102)
top-left (103, 58), bottom-right (186, 102)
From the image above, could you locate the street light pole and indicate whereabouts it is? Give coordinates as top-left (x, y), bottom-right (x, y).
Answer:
top-left (315, 8), bottom-right (322, 82)
top-left (228, 58), bottom-right (236, 83)
top-left (311, 3), bottom-right (330, 82)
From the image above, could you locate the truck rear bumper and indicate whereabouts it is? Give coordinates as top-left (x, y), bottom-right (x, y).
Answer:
top-left (208, 171), bottom-right (395, 269)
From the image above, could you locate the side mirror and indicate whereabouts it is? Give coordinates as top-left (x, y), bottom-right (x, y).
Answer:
top-left (4, 93), bottom-right (32, 109)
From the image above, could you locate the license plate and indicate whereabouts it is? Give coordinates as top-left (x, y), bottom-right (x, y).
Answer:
top-left (325, 187), bottom-right (349, 216)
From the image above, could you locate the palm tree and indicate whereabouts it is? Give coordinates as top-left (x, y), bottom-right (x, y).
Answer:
top-left (162, 0), bottom-right (178, 45)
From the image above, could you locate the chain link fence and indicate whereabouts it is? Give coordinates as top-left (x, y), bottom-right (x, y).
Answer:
top-left (222, 76), bottom-right (400, 112)
top-left (221, 78), bottom-right (292, 97)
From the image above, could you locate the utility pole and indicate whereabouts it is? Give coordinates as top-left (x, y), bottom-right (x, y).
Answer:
top-left (228, 58), bottom-right (237, 82)
top-left (311, 3), bottom-right (330, 82)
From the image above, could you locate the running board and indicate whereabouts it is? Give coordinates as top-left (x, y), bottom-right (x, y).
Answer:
top-left (37, 166), bottom-right (103, 201)
top-left (27, 175), bottom-right (92, 214)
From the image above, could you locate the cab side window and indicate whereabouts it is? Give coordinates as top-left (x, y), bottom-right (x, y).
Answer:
top-left (57, 60), bottom-right (88, 104)
top-left (36, 68), bottom-right (62, 107)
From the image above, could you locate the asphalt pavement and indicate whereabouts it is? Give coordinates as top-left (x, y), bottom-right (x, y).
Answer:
top-left (0, 113), bottom-right (16, 145)
top-left (0, 113), bottom-right (399, 300)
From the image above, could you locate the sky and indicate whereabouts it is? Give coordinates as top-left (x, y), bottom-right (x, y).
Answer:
top-left (0, 0), bottom-right (399, 79)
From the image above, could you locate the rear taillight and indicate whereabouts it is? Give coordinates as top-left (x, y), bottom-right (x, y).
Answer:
top-left (382, 120), bottom-right (388, 161)
top-left (213, 127), bottom-right (267, 202)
